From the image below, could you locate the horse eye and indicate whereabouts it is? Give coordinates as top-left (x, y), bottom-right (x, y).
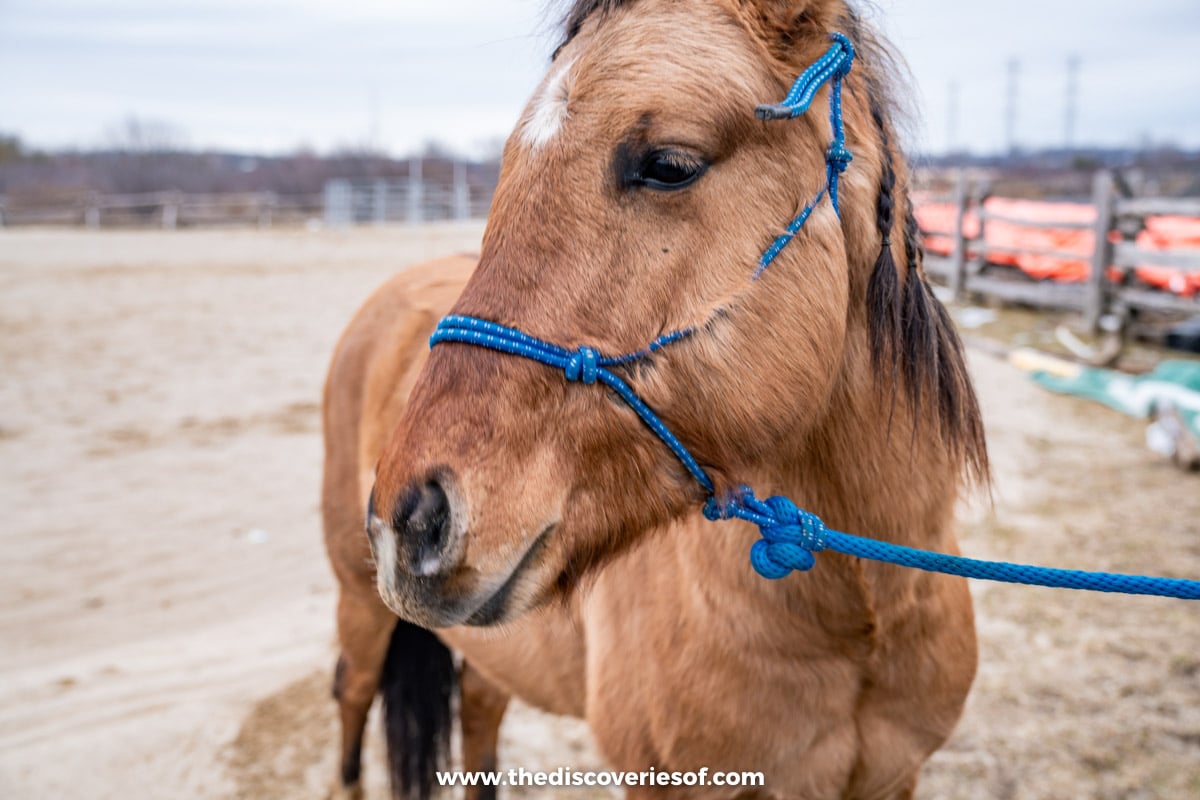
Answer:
top-left (639, 151), bottom-right (706, 191)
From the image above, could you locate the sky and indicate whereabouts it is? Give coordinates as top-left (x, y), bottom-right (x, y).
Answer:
top-left (1, 0), bottom-right (1198, 158)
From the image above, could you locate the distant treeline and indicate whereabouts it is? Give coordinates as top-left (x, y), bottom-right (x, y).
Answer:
top-left (0, 135), bottom-right (500, 203)
top-left (1, 130), bottom-right (1197, 204)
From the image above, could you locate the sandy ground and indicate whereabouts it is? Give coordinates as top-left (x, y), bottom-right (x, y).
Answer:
top-left (0, 225), bottom-right (1197, 799)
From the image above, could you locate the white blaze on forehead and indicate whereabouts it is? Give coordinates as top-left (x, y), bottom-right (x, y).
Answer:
top-left (521, 58), bottom-right (575, 149)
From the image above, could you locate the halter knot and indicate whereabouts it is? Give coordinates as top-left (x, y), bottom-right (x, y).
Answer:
top-left (750, 495), bottom-right (826, 579)
top-left (829, 33), bottom-right (855, 78)
top-left (826, 142), bottom-right (853, 174)
top-left (703, 489), bottom-right (827, 580)
top-left (564, 346), bottom-right (599, 384)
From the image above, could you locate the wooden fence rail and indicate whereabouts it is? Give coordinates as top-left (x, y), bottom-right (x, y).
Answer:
top-left (0, 190), bottom-right (323, 229)
top-left (923, 170), bottom-right (1200, 330)
top-left (321, 166), bottom-right (494, 226)
top-left (0, 155), bottom-right (499, 229)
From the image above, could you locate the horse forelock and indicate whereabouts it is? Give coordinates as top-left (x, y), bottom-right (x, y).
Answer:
top-left (557, 0), bottom-right (627, 55)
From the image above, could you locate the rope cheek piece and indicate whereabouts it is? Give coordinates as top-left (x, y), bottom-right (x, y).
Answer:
top-left (428, 34), bottom-right (1200, 602)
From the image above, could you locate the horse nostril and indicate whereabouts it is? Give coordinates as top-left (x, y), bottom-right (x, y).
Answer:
top-left (393, 476), bottom-right (453, 576)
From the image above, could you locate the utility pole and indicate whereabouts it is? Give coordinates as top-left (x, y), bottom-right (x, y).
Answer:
top-left (947, 80), bottom-right (959, 156)
top-left (368, 85), bottom-right (381, 154)
top-left (1065, 55), bottom-right (1080, 151)
top-left (1005, 58), bottom-right (1020, 156)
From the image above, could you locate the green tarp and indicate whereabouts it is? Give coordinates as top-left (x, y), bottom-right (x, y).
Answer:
top-left (1031, 359), bottom-right (1200, 441)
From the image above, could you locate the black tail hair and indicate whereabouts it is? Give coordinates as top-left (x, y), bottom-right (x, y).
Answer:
top-left (380, 618), bottom-right (457, 800)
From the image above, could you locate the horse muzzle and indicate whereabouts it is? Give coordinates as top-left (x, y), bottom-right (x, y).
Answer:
top-left (366, 472), bottom-right (556, 628)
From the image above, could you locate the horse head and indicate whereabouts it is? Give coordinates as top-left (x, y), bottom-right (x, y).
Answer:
top-left (367, 0), bottom-right (985, 628)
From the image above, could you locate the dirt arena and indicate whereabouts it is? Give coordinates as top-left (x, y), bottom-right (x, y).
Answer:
top-left (1, 225), bottom-right (1197, 799)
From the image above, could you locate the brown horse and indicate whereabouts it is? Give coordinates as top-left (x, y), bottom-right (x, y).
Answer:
top-left (322, 1), bottom-right (988, 798)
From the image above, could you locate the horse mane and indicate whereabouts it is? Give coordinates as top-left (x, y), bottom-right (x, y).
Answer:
top-left (839, 9), bottom-right (989, 486)
top-left (554, 0), bottom-right (989, 486)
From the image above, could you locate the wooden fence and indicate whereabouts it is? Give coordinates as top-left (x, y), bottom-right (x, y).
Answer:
top-left (0, 159), bottom-right (498, 229)
top-left (0, 190), bottom-right (321, 229)
top-left (922, 171), bottom-right (1200, 331)
top-left (322, 161), bottom-right (493, 226)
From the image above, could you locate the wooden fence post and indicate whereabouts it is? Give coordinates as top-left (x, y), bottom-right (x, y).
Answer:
top-left (258, 192), bottom-right (276, 228)
top-left (453, 161), bottom-right (470, 221)
top-left (949, 170), bottom-right (969, 300)
top-left (84, 194), bottom-right (101, 229)
top-left (1085, 170), bottom-right (1115, 332)
top-left (371, 179), bottom-right (388, 225)
top-left (161, 191), bottom-right (180, 229)
top-left (323, 180), bottom-right (351, 226)
top-left (407, 158), bottom-right (424, 224)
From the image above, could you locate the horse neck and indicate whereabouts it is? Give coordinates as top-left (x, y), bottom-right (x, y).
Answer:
top-left (794, 329), bottom-right (963, 552)
top-left (672, 320), bottom-right (965, 625)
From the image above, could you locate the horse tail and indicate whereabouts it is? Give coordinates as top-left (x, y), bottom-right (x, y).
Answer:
top-left (379, 618), bottom-right (457, 800)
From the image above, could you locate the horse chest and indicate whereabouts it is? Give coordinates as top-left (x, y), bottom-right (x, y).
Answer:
top-left (582, 551), bottom-right (875, 795)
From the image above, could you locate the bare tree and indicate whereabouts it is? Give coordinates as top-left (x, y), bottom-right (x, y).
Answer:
top-left (0, 134), bottom-right (22, 163)
top-left (103, 116), bottom-right (186, 154)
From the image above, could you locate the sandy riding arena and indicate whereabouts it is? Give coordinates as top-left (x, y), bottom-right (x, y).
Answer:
top-left (1, 225), bottom-right (1197, 799)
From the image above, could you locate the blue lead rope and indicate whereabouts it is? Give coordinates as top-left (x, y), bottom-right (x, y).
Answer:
top-left (427, 34), bottom-right (1200, 602)
top-left (703, 490), bottom-right (1200, 599)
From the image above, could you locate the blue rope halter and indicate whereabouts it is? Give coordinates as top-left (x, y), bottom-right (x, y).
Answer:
top-left (429, 34), bottom-right (1200, 602)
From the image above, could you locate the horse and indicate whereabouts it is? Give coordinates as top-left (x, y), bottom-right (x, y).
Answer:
top-left (322, 1), bottom-right (989, 798)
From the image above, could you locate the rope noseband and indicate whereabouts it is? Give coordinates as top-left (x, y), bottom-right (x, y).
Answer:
top-left (429, 34), bottom-right (1200, 601)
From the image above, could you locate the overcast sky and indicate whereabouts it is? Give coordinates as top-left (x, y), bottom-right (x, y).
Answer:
top-left (1, 0), bottom-right (1198, 158)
